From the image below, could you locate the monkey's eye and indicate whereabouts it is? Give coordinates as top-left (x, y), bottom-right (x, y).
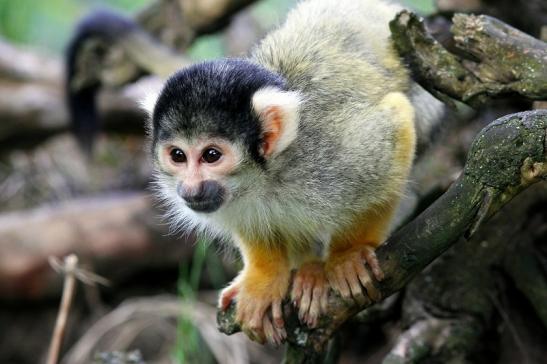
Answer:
top-left (170, 148), bottom-right (187, 163)
top-left (202, 148), bottom-right (222, 163)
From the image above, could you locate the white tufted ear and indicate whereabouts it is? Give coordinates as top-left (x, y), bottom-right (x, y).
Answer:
top-left (139, 91), bottom-right (161, 117)
top-left (128, 76), bottom-right (165, 118)
top-left (252, 87), bottom-right (302, 158)
top-left (139, 89), bottom-right (162, 118)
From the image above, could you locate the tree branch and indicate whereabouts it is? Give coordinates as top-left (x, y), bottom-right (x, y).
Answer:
top-left (434, 0), bottom-right (547, 37)
top-left (217, 110), bottom-right (547, 362)
top-left (136, 0), bottom-right (258, 47)
top-left (389, 11), bottom-right (547, 107)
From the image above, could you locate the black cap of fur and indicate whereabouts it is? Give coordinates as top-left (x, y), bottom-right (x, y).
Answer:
top-left (152, 58), bottom-right (287, 164)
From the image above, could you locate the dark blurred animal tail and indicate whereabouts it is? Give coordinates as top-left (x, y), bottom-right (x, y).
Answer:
top-left (66, 10), bottom-right (139, 154)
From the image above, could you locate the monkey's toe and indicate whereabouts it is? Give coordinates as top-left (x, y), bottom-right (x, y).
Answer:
top-left (291, 261), bottom-right (328, 328)
top-left (362, 245), bottom-right (384, 281)
top-left (325, 246), bottom-right (382, 303)
top-left (227, 271), bottom-right (289, 346)
top-left (263, 307), bottom-right (286, 345)
top-left (237, 297), bottom-right (286, 346)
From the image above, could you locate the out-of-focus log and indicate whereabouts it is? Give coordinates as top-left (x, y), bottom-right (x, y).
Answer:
top-left (0, 193), bottom-right (193, 300)
top-left (0, 38), bottom-right (158, 147)
top-left (0, 39), bottom-right (66, 142)
top-left (136, 0), bottom-right (259, 49)
top-left (71, 0), bottom-right (259, 93)
top-left (0, 0), bottom-right (260, 147)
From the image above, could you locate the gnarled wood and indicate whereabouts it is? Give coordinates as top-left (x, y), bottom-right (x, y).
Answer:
top-left (389, 11), bottom-right (547, 107)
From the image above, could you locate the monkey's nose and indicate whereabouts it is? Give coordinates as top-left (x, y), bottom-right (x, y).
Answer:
top-left (177, 181), bottom-right (225, 213)
top-left (177, 183), bottom-right (205, 203)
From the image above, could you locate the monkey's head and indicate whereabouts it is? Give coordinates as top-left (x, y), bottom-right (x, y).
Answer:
top-left (145, 59), bottom-right (301, 219)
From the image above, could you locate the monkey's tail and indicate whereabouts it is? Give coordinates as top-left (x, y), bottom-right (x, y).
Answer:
top-left (66, 10), bottom-right (186, 154)
top-left (66, 10), bottom-right (141, 154)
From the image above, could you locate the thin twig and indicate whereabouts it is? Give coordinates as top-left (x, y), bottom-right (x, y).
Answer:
top-left (46, 255), bottom-right (112, 364)
top-left (47, 254), bottom-right (79, 364)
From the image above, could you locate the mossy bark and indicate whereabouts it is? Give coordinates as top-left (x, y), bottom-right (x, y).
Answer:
top-left (387, 181), bottom-right (547, 363)
top-left (389, 11), bottom-right (547, 107)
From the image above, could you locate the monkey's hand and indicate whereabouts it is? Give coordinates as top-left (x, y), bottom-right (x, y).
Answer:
top-left (325, 245), bottom-right (384, 303)
top-left (219, 264), bottom-right (290, 345)
top-left (290, 261), bottom-right (329, 328)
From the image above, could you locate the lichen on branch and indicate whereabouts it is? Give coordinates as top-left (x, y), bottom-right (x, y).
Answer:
top-left (389, 11), bottom-right (547, 107)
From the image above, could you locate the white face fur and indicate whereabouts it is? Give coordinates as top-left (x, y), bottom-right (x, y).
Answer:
top-left (152, 136), bottom-right (247, 237)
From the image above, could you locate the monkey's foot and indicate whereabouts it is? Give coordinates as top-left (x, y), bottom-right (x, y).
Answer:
top-left (325, 245), bottom-right (384, 303)
top-left (290, 261), bottom-right (328, 328)
top-left (219, 273), bottom-right (289, 346)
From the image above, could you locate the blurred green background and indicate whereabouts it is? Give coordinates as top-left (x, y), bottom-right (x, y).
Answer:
top-left (0, 0), bottom-right (434, 59)
top-left (0, 0), bottom-right (150, 51)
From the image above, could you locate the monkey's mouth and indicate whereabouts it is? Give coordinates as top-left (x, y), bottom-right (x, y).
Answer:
top-left (185, 199), bottom-right (224, 213)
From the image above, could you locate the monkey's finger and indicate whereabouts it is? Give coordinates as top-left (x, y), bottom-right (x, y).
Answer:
top-left (275, 324), bottom-right (287, 342)
top-left (344, 261), bottom-right (366, 305)
top-left (272, 299), bottom-right (284, 329)
top-left (355, 261), bottom-right (379, 302)
top-left (248, 313), bottom-right (266, 344)
top-left (320, 286), bottom-right (329, 313)
top-left (326, 272), bottom-right (337, 292)
top-left (274, 320), bottom-right (287, 343)
top-left (362, 247), bottom-right (384, 281)
top-left (263, 315), bottom-right (280, 346)
top-left (327, 270), bottom-right (348, 300)
top-left (247, 303), bottom-right (267, 328)
top-left (354, 260), bottom-right (373, 304)
top-left (298, 279), bottom-right (313, 321)
top-left (335, 266), bottom-right (351, 299)
top-left (290, 274), bottom-right (303, 305)
top-left (326, 269), bottom-right (342, 297)
top-left (308, 286), bottom-right (323, 328)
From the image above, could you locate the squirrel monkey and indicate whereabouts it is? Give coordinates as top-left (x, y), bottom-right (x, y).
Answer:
top-left (67, 0), bottom-right (444, 345)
